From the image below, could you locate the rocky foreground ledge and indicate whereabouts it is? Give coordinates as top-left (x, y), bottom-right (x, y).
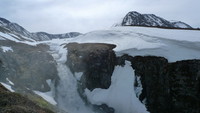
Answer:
top-left (66, 42), bottom-right (200, 113)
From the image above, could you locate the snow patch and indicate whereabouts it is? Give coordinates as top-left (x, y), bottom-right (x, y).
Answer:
top-left (74, 72), bottom-right (83, 81)
top-left (0, 46), bottom-right (13, 52)
top-left (0, 32), bottom-right (19, 41)
top-left (34, 90), bottom-right (57, 105)
top-left (6, 78), bottom-right (14, 85)
top-left (46, 79), bottom-right (51, 86)
top-left (0, 82), bottom-right (15, 92)
top-left (134, 76), bottom-right (143, 100)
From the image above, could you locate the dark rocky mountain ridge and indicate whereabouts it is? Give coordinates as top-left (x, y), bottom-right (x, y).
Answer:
top-left (120, 11), bottom-right (193, 29)
top-left (0, 17), bottom-right (81, 41)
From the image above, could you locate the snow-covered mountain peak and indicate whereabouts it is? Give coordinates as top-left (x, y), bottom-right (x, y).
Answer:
top-left (127, 11), bottom-right (141, 17)
top-left (120, 11), bottom-right (193, 29)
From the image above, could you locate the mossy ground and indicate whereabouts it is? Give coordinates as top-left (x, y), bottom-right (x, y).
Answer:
top-left (0, 83), bottom-right (54, 113)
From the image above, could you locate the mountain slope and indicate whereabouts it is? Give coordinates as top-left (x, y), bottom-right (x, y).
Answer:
top-left (0, 25), bottom-right (36, 42)
top-left (171, 21), bottom-right (192, 28)
top-left (0, 83), bottom-right (55, 113)
top-left (120, 11), bottom-right (192, 29)
top-left (0, 17), bottom-right (81, 41)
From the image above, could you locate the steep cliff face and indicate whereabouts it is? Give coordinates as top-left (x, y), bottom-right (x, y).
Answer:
top-left (130, 56), bottom-right (170, 113)
top-left (66, 42), bottom-right (116, 91)
top-left (119, 55), bottom-right (200, 113)
top-left (66, 43), bottom-right (200, 113)
top-left (167, 60), bottom-right (200, 113)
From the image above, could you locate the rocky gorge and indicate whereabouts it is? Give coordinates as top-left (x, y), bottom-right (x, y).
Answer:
top-left (66, 43), bottom-right (200, 113)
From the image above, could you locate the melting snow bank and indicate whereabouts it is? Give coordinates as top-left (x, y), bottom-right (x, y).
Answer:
top-left (0, 82), bottom-right (14, 92)
top-left (34, 90), bottom-right (57, 105)
top-left (85, 61), bottom-right (148, 113)
top-left (69, 27), bottom-right (200, 62)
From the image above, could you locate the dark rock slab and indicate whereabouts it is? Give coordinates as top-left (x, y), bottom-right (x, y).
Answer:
top-left (66, 42), bottom-right (116, 113)
top-left (167, 60), bottom-right (200, 113)
top-left (66, 42), bottom-right (116, 90)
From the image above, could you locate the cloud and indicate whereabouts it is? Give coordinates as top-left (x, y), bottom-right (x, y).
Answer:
top-left (0, 0), bottom-right (199, 33)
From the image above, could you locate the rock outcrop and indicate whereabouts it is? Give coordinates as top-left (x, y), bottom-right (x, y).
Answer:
top-left (66, 42), bottom-right (116, 91)
top-left (167, 60), bottom-right (200, 113)
top-left (118, 55), bottom-right (200, 113)
top-left (66, 42), bottom-right (116, 113)
top-left (130, 56), bottom-right (170, 113)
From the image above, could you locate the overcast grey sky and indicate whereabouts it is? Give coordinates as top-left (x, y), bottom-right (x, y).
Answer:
top-left (0, 0), bottom-right (199, 33)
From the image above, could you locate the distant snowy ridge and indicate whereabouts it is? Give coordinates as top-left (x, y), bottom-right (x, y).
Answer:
top-left (119, 11), bottom-right (192, 29)
top-left (0, 17), bottom-right (81, 41)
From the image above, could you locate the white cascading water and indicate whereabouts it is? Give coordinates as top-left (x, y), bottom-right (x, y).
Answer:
top-left (47, 41), bottom-right (94, 113)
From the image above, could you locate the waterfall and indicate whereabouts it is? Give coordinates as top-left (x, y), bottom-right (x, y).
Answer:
top-left (46, 40), bottom-right (148, 113)
top-left (47, 41), bottom-right (94, 113)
